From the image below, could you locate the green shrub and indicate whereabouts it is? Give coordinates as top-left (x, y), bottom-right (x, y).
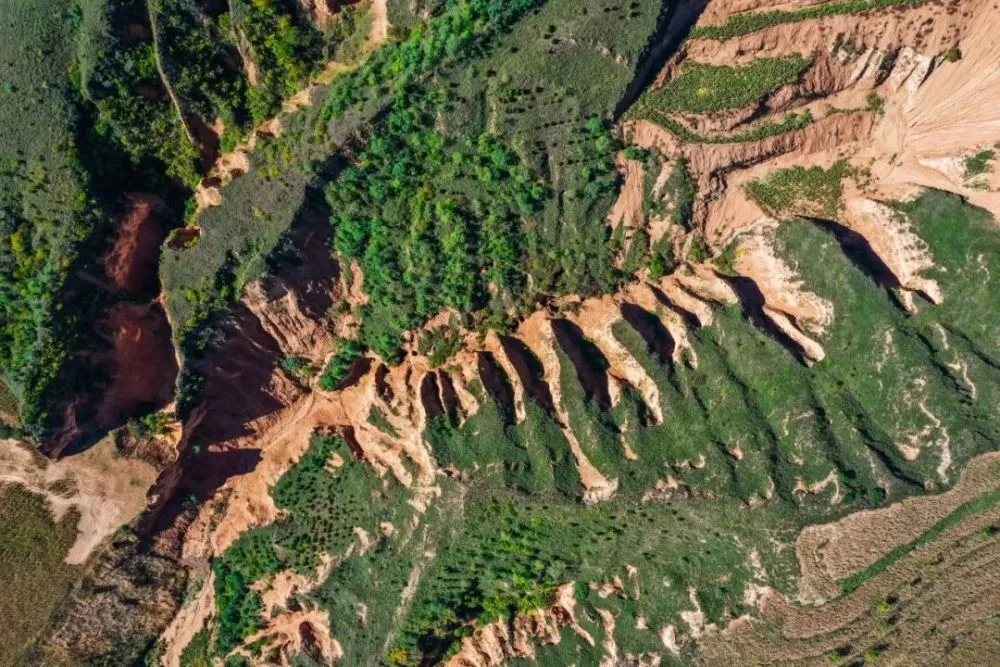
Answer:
top-left (281, 355), bottom-right (317, 380)
top-left (964, 149), bottom-right (995, 177)
top-left (318, 339), bottom-right (366, 391)
top-left (665, 157), bottom-right (696, 229)
top-left (865, 91), bottom-right (885, 114)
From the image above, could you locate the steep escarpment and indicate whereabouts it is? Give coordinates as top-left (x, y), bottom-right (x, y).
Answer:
top-left (146, 1), bottom-right (1000, 664)
top-left (8, 1), bottom-right (1000, 666)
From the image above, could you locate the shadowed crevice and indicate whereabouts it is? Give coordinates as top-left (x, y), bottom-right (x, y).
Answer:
top-left (419, 372), bottom-right (445, 419)
top-left (477, 352), bottom-right (517, 425)
top-left (621, 302), bottom-right (675, 364)
top-left (499, 335), bottom-right (556, 414)
top-left (551, 319), bottom-right (611, 411)
top-left (648, 284), bottom-right (701, 330)
top-left (723, 275), bottom-right (809, 364)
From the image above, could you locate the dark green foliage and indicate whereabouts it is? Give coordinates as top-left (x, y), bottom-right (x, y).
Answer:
top-left (179, 628), bottom-right (212, 667)
top-left (665, 157), bottom-right (695, 229)
top-left (318, 339), bottom-right (366, 390)
top-left (395, 499), bottom-right (572, 661)
top-left (227, 0), bottom-right (324, 124)
top-left (964, 149), bottom-right (995, 177)
top-left (79, 0), bottom-right (201, 188)
top-left (213, 528), bottom-right (278, 655)
top-left (322, 0), bottom-right (545, 119)
top-left (712, 239), bottom-right (739, 275)
top-left (647, 237), bottom-right (676, 280)
top-left (0, 0), bottom-right (112, 432)
top-left (281, 354), bottom-right (317, 381)
top-left (326, 96), bottom-right (547, 359)
top-left (945, 46), bottom-right (962, 62)
top-left (418, 323), bottom-right (464, 368)
top-left (688, 233), bottom-right (709, 263)
top-left (126, 409), bottom-right (171, 439)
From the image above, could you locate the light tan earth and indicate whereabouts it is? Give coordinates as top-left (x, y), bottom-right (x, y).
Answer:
top-left (445, 583), bottom-right (599, 667)
top-left (0, 437), bottom-right (156, 564)
top-left (795, 452), bottom-right (1000, 602)
top-left (698, 496), bottom-right (1000, 666)
top-left (160, 571), bottom-right (216, 667)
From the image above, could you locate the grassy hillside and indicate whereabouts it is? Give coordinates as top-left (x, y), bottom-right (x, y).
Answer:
top-left (196, 190), bottom-right (1000, 664)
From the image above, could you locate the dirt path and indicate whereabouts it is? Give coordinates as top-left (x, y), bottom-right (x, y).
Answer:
top-left (0, 437), bottom-right (156, 564)
top-left (370, 0), bottom-right (389, 44)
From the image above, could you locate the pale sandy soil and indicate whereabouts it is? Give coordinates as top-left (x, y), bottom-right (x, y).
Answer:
top-left (0, 437), bottom-right (156, 564)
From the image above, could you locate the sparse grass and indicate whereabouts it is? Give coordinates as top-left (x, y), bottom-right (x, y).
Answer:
top-left (367, 404), bottom-right (398, 437)
top-left (651, 109), bottom-right (815, 144)
top-left (0, 378), bottom-right (19, 426)
top-left (746, 160), bottom-right (852, 217)
top-left (689, 0), bottom-right (933, 41)
top-left (634, 55), bottom-right (810, 115)
top-left (0, 485), bottom-right (82, 665)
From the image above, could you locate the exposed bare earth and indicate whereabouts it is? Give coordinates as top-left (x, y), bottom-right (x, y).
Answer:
top-left (699, 494), bottom-right (1000, 665)
top-left (0, 437), bottom-right (156, 564)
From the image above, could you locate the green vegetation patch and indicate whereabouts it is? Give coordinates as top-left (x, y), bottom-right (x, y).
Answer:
top-left (318, 339), bottom-right (365, 391)
top-left (390, 489), bottom-right (772, 665)
top-left (650, 109), bottom-right (815, 144)
top-left (0, 0), bottom-right (111, 433)
top-left (964, 148), bottom-right (996, 177)
top-left (0, 484), bottom-right (82, 665)
top-left (689, 0), bottom-right (933, 41)
top-left (633, 55), bottom-right (810, 115)
top-left (746, 159), bottom-right (851, 218)
top-left (212, 434), bottom-right (414, 655)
